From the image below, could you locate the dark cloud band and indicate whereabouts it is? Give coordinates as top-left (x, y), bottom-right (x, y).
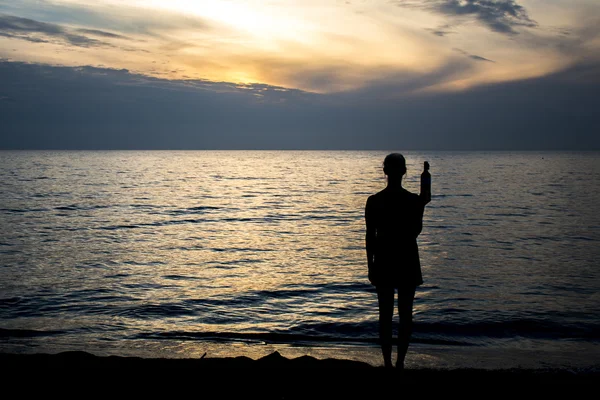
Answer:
top-left (397, 0), bottom-right (537, 35)
top-left (1, 60), bottom-right (598, 150)
top-left (0, 13), bottom-right (112, 48)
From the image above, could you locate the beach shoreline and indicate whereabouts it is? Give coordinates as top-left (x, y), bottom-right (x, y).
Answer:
top-left (3, 339), bottom-right (599, 371)
top-left (2, 350), bottom-right (597, 384)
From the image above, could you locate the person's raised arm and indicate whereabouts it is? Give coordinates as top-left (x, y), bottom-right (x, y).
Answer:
top-left (411, 195), bottom-right (425, 239)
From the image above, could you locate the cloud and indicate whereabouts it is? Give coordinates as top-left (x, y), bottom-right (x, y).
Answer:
top-left (0, 31), bottom-right (49, 44)
top-left (0, 14), bottom-right (110, 48)
top-left (0, 0), bottom-right (596, 97)
top-left (396, 0), bottom-right (537, 35)
top-left (331, 58), bottom-right (476, 100)
top-left (454, 48), bottom-right (495, 62)
top-left (0, 2), bottom-right (231, 74)
top-left (75, 28), bottom-right (130, 40)
top-left (0, 0), bottom-right (215, 37)
top-left (469, 54), bottom-right (494, 62)
top-left (3, 60), bottom-right (597, 150)
top-left (426, 23), bottom-right (455, 37)
top-left (428, 29), bottom-right (452, 37)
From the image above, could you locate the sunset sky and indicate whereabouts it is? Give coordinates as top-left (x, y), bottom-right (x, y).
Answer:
top-left (1, 0), bottom-right (599, 149)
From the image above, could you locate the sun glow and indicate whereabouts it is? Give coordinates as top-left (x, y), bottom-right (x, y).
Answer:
top-left (141, 0), bottom-right (312, 44)
top-left (1, 0), bottom-right (596, 94)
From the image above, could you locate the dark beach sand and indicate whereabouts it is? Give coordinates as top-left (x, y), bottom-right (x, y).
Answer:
top-left (2, 350), bottom-right (597, 391)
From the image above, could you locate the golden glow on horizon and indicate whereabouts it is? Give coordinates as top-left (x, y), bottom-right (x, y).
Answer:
top-left (1, 0), bottom-right (598, 93)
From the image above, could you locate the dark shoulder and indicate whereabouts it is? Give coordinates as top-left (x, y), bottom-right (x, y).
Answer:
top-left (383, 188), bottom-right (422, 207)
top-left (365, 191), bottom-right (384, 216)
top-left (382, 187), bottom-right (419, 199)
top-left (367, 188), bottom-right (420, 205)
top-left (366, 189), bottom-right (386, 206)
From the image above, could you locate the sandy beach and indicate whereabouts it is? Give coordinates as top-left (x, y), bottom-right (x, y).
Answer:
top-left (2, 350), bottom-right (597, 388)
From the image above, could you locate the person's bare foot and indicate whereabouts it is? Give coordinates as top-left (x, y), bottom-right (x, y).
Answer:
top-left (396, 358), bottom-right (405, 371)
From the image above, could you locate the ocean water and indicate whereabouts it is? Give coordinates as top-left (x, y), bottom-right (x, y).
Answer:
top-left (1, 150), bottom-right (599, 370)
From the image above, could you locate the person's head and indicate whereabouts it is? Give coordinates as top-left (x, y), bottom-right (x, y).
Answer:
top-left (383, 153), bottom-right (407, 178)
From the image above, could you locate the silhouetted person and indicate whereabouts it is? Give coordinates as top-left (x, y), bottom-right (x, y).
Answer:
top-left (365, 153), bottom-right (427, 369)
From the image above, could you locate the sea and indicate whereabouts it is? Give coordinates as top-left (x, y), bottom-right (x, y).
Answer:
top-left (1, 150), bottom-right (599, 370)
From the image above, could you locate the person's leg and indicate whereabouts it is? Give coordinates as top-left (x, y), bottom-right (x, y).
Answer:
top-left (396, 286), bottom-right (416, 369)
top-left (376, 286), bottom-right (395, 368)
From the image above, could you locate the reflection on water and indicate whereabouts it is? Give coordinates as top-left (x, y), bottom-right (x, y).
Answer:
top-left (0, 150), bottom-right (599, 368)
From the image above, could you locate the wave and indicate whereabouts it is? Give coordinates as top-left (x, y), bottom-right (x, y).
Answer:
top-left (132, 330), bottom-right (471, 347)
top-left (131, 315), bottom-right (600, 343)
top-left (95, 214), bottom-right (359, 230)
top-left (0, 328), bottom-right (65, 338)
top-left (166, 206), bottom-right (221, 215)
top-left (54, 204), bottom-right (112, 211)
top-left (413, 319), bottom-right (600, 341)
top-left (115, 303), bottom-right (197, 318)
top-left (98, 218), bottom-right (209, 230)
top-left (0, 207), bottom-right (49, 213)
